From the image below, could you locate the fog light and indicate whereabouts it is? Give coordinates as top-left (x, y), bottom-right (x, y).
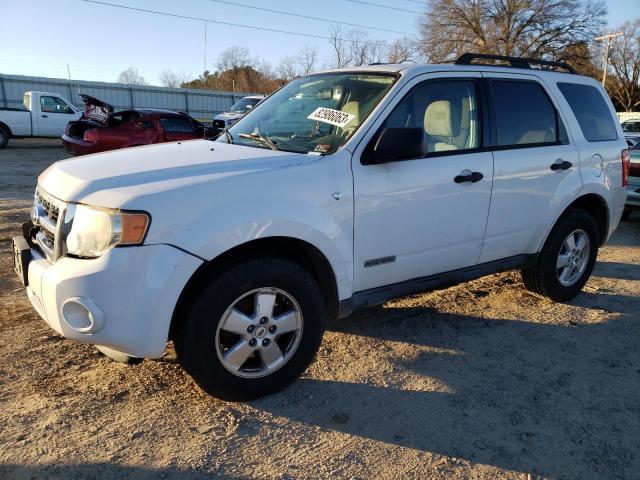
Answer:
top-left (61, 297), bottom-right (104, 333)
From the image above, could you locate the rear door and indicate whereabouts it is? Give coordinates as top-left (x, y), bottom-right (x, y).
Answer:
top-left (352, 72), bottom-right (494, 292)
top-left (36, 95), bottom-right (78, 137)
top-left (478, 73), bottom-right (581, 263)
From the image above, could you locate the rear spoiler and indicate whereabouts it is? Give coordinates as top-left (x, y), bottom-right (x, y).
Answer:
top-left (79, 94), bottom-right (114, 126)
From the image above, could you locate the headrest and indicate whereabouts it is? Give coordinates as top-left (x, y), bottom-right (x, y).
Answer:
top-left (424, 100), bottom-right (459, 137)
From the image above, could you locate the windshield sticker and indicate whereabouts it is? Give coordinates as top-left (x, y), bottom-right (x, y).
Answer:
top-left (313, 144), bottom-right (332, 153)
top-left (307, 107), bottom-right (355, 128)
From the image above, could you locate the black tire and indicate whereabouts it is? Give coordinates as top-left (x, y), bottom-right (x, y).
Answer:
top-left (175, 257), bottom-right (326, 401)
top-left (0, 125), bottom-right (9, 149)
top-left (621, 209), bottom-right (632, 221)
top-left (521, 209), bottom-right (599, 302)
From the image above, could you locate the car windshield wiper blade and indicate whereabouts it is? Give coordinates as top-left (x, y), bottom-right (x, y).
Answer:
top-left (224, 129), bottom-right (234, 144)
top-left (238, 132), bottom-right (279, 151)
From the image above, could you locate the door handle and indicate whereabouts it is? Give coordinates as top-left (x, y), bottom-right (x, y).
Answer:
top-left (41, 115), bottom-right (48, 118)
top-left (454, 170), bottom-right (484, 183)
top-left (550, 159), bottom-right (572, 171)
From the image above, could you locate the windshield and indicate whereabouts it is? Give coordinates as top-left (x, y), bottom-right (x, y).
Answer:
top-left (229, 97), bottom-right (261, 114)
top-left (622, 121), bottom-right (640, 133)
top-left (218, 73), bottom-right (397, 154)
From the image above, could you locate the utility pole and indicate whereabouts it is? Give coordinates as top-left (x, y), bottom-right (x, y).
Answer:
top-left (204, 22), bottom-right (207, 74)
top-left (595, 32), bottom-right (623, 87)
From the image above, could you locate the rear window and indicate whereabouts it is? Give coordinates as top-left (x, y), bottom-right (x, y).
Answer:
top-left (160, 117), bottom-right (194, 133)
top-left (557, 83), bottom-right (617, 142)
top-left (491, 80), bottom-right (562, 147)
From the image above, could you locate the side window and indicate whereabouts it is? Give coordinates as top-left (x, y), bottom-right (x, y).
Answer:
top-left (383, 79), bottom-right (480, 154)
top-left (160, 117), bottom-right (195, 133)
top-left (40, 96), bottom-right (73, 114)
top-left (134, 120), bottom-right (153, 130)
top-left (557, 83), bottom-right (617, 142)
top-left (491, 81), bottom-right (563, 147)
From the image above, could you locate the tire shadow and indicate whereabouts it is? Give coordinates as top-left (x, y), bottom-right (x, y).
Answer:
top-left (253, 298), bottom-right (640, 478)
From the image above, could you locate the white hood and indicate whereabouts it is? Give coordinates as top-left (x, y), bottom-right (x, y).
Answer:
top-left (214, 112), bottom-right (243, 122)
top-left (38, 140), bottom-right (312, 207)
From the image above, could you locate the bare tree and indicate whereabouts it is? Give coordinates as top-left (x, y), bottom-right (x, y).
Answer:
top-left (608, 20), bottom-right (640, 112)
top-left (277, 55), bottom-right (299, 81)
top-left (419, 0), bottom-right (607, 63)
top-left (329, 25), bottom-right (353, 68)
top-left (296, 45), bottom-right (319, 75)
top-left (328, 26), bottom-right (388, 68)
top-left (159, 69), bottom-right (190, 88)
top-left (387, 37), bottom-right (422, 63)
top-left (217, 46), bottom-right (257, 72)
top-left (117, 67), bottom-right (147, 85)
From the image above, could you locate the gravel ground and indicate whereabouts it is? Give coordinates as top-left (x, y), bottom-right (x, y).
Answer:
top-left (1, 139), bottom-right (639, 480)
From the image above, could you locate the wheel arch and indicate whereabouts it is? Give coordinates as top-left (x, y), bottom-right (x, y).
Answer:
top-left (169, 236), bottom-right (340, 339)
top-left (546, 193), bottom-right (609, 248)
top-left (0, 121), bottom-right (12, 136)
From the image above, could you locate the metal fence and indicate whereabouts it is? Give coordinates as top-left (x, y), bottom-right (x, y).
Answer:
top-left (0, 73), bottom-right (257, 122)
top-left (617, 112), bottom-right (640, 123)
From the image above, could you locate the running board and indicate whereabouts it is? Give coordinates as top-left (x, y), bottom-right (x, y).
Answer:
top-left (338, 254), bottom-right (537, 318)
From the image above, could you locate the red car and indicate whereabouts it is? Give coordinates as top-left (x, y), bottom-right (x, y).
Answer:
top-left (62, 95), bottom-right (213, 155)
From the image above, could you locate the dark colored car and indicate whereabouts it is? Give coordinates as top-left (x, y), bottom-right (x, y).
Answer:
top-left (62, 95), bottom-right (213, 155)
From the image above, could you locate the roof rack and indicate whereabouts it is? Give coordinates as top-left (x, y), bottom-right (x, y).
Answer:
top-left (455, 53), bottom-right (577, 74)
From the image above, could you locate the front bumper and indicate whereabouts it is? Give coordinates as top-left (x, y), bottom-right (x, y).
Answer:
top-left (16, 238), bottom-right (202, 358)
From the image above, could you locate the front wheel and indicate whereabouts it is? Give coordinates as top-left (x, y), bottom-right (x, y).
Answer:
top-left (521, 210), bottom-right (598, 302)
top-left (175, 257), bottom-right (326, 401)
top-left (621, 209), bottom-right (632, 221)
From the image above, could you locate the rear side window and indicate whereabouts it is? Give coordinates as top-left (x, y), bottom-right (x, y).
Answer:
top-left (160, 117), bottom-right (195, 133)
top-left (491, 80), bottom-right (562, 147)
top-left (557, 83), bottom-right (617, 142)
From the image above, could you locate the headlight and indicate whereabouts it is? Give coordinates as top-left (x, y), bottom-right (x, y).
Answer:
top-left (66, 204), bottom-right (150, 258)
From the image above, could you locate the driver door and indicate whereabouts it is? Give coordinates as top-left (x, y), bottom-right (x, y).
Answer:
top-left (37, 95), bottom-right (77, 137)
top-left (352, 72), bottom-right (494, 291)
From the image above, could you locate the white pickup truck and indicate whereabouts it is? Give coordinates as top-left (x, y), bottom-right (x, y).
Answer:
top-left (0, 91), bottom-right (82, 148)
top-left (12, 54), bottom-right (629, 401)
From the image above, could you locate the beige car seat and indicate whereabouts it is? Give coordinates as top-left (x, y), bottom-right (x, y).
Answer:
top-left (341, 101), bottom-right (360, 138)
top-left (423, 100), bottom-right (459, 152)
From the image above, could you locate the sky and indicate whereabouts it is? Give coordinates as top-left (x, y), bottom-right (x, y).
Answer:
top-left (0, 0), bottom-right (639, 86)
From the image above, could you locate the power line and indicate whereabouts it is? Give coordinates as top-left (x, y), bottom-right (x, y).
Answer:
top-left (345, 0), bottom-right (423, 14)
top-left (77, 0), bottom-right (395, 46)
top-left (205, 0), bottom-right (413, 35)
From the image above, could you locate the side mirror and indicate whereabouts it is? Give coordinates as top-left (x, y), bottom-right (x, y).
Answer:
top-left (246, 104), bottom-right (253, 110)
top-left (362, 127), bottom-right (425, 165)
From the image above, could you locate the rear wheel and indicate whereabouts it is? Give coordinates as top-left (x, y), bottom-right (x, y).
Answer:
top-left (175, 257), bottom-right (326, 401)
top-left (521, 210), bottom-right (598, 302)
top-left (0, 125), bottom-right (9, 149)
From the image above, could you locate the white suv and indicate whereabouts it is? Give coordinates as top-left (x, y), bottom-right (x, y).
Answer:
top-left (12, 54), bottom-right (629, 401)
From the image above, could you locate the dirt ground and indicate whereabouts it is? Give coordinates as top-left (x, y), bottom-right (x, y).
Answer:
top-left (1, 139), bottom-right (639, 480)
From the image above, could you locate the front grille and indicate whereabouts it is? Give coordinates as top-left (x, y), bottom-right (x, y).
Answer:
top-left (37, 191), bottom-right (59, 222)
top-left (212, 119), bottom-right (225, 129)
top-left (32, 187), bottom-right (68, 263)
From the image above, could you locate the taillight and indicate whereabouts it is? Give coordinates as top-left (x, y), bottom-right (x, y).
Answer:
top-left (622, 149), bottom-right (630, 187)
top-left (83, 129), bottom-right (98, 143)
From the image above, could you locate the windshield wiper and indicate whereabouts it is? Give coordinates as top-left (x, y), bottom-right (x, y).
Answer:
top-left (238, 132), bottom-right (279, 151)
top-left (224, 129), bottom-right (234, 144)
